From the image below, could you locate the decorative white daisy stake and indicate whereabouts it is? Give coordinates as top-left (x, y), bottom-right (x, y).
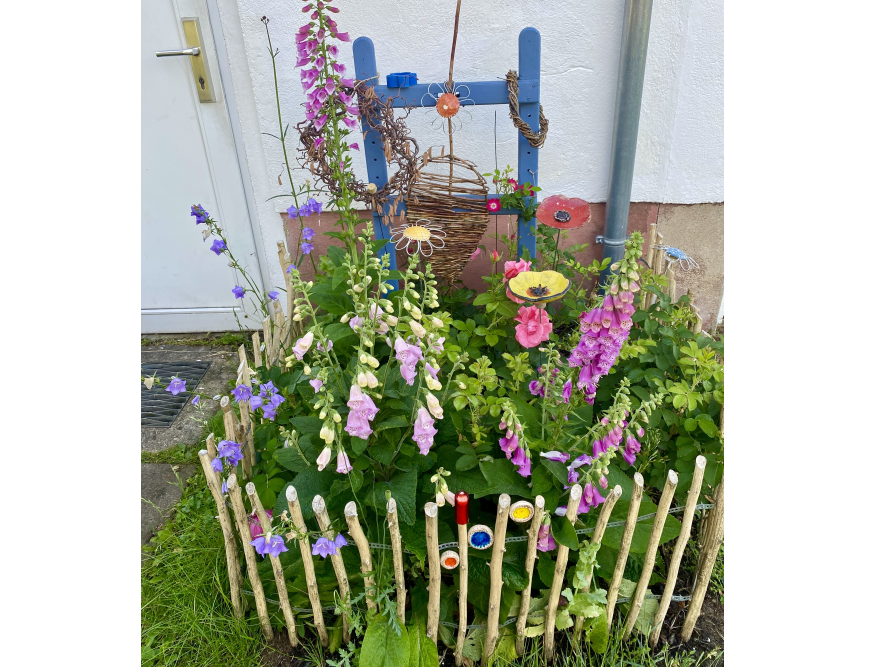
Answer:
top-left (389, 218), bottom-right (447, 256)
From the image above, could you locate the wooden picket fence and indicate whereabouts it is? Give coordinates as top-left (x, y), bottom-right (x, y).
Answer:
top-left (642, 222), bottom-right (706, 334)
top-left (198, 449), bottom-right (725, 662)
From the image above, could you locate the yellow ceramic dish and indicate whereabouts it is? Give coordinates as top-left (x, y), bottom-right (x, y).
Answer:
top-left (506, 270), bottom-right (571, 304)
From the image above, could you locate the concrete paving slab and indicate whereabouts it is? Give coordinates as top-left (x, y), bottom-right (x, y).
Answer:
top-left (141, 463), bottom-right (196, 544)
top-left (141, 345), bottom-right (238, 452)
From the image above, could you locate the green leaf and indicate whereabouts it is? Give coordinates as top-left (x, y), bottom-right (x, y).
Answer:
top-left (373, 470), bottom-right (417, 526)
top-left (351, 435), bottom-right (368, 456)
top-left (677, 442), bottom-right (699, 460)
top-left (586, 607), bottom-right (609, 652)
top-left (566, 591), bottom-right (606, 618)
top-left (684, 417), bottom-right (698, 433)
top-left (479, 458), bottom-right (533, 497)
top-left (307, 282), bottom-right (351, 316)
top-left (455, 454), bottom-right (478, 471)
top-left (453, 395), bottom-right (468, 411)
top-left (531, 465), bottom-right (553, 496)
top-left (359, 614), bottom-right (411, 667)
top-left (324, 322), bottom-right (357, 344)
top-left (273, 467), bottom-right (336, 519)
top-left (376, 415), bottom-right (411, 430)
top-left (273, 447), bottom-right (309, 473)
top-left (697, 415), bottom-right (718, 437)
top-left (539, 457), bottom-right (569, 486)
top-left (551, 515), bottom-right (578, 550)
top-left (485, 333), bottom-right (499, 347)
top-left (406, 623), bottom-right (439, 667)
top-left (290, 415), bottom-right (323, 435)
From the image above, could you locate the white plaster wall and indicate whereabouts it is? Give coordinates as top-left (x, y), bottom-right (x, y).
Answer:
top-left (213, 0), bottom-right (723, 286)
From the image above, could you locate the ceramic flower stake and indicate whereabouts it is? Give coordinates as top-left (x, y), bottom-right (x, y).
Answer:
top-left (454, 491), bottom-right (470, 662)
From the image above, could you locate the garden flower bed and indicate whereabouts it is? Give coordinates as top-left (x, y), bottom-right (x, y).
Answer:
top-left (143, 2), bottom-right (724, 665)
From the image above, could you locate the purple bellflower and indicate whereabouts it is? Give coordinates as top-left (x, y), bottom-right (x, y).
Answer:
top-left (210, 239), bottom-right (226, 255)
top-left (166, 377), bottom-right (186, 395)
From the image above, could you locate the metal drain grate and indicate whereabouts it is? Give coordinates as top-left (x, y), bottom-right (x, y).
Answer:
top-left (141, 361), bottom-right (212, 427)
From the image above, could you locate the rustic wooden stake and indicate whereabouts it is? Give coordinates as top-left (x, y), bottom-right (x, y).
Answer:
top-left (225, 474), bottom-right (273, 639)
top-left (272, 302), bottom-right (285, 366)
top-left (234, 356), bottom-right (256, 473)
top-left (606, 473), bottom-right (645, 628)
top-left (666, 264), bottom-right (677, 302)
top-left (345, 501), bottom-right (377, 613)
top-left (424, 502), bottom-right (441, 641)
top-left (313, 495), bottom-right (350, 644)
top-left (387, 498), bottom-right (406, 624)
top-left (650, 457), bottom-right (707, 646)
top-left (654, 232), bottom-right (666, 277)
top-left (483, 494), bottom-right (511, 661)
top-left (277, 241), bottom-right (295, 348)
top-left (680, 476), bottom-right (724, 643)
top-left (644, 222), bottom-right (658, 308)
top-left (623, 470), bottom-right (678, 638)
top-left (515, 495), bottom-right (546, 656)
top-left (544, 484), bottom-right (583, 663)
top-left (220, 396), bottom-right (237, 441)
top-left (572, 485), bottom-right (622, 643)
top-left (285, 486), bottom-right (329, 647)
top-left (454, 521), bottom-right (469, 661)
top-left (251, 331), bottom-right (262, 368)
top-left (205, 434), bottom-right (221, 487)
top-left (197, 450), bottom-right (243, 618)
top-left (262, 316), bottom-right (273, 369)
top-left (246, 482), bottom-right (299, 647)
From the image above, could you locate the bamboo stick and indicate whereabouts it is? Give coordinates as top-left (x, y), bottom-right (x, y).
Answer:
top-left (572, 485), bottom-right (622, 644)
top-left (262, 316), bottom-right (272, 369)
top-left (234, 355), bottom-right (256, 474)
top-left (515, 495), bottom-right (546, 656)
top-left (623, 470), bottom-right (678, 638)
top-left (197, 450), bottom-right (243, 618)
top-left (345, 501), bottom-right (377, 613)
top-left (272, 302), bottom-right (285, 367)
top-left (205, 434), bottom-right (221, 488)
top-left (650, 457), bottom-right (707, 645)
top-left (424, 502), bottom-right (441, 640)
top-left (252, 331), bottom-right (262, 368)
top-left (285, 486), bottom-right (328, 647)
top-left (387, 498), bottom-right (406, 624)
top-left (246, 482), bottom-right (299, 647)
top-left (314, 495), bottom-right (350, 644)
top-left (692, 305), bottom-right (703, 334)
top-left (607, 473), bottom-right (645, 628)
top-left (544, 484), bottom-right (583, 663)
top-left (484, 494), bottom-right (511, 661)
top-left (681, 476), bottom-right (723, 643)
top-left (226, 474), bottom-right (273, 639)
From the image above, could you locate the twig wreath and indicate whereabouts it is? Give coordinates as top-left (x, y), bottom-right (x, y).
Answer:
top-left (295, 82), bottom-right (420, 216)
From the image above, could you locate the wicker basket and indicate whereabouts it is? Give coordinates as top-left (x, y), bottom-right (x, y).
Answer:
top-left (404, 151), bottom-right (489, 287)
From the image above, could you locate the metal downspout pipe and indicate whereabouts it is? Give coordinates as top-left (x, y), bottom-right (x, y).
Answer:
top-left (601, 0), bottom-right (655, 282)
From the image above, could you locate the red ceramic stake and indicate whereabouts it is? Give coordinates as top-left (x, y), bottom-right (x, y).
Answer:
top-left (455, 491), bottom-right (469, 525)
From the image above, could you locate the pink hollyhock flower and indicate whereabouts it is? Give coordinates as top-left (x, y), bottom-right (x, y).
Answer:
top-left (395, 336), bottom-right (423, 385)
top-left (623, 435), bottom-right (642, 465)
top-left (578, 482), bottom-right (607, 514)
top-left (503, 258), bottom-right (531, 282)
top-left (517, 452), bottom-right (532, 477)
top-left (529, 380), bottom-right (545, 397)
top-left (537, 523), bottom-right (556, 552)
top-left (562, 379), bottom-right (572, 403)
top-left (412, 406), bottom-right (437, 455)
top-left (514, 306), bottom-right (553, 349)
top-left (469, 247), bottom-right (482, 261)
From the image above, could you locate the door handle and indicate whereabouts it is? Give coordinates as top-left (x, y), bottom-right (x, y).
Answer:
top-left (156, 47), bottom-right (201, 57)
top-left (156, 19), bottom-right (214, 103)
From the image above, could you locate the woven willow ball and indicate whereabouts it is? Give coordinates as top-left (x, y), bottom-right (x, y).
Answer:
top-left (468, 524), bottom-right (494, 550)
top-left (440, 550), bottom-right (460, 570)
top-left (509, 500), bottom-right (535, 524)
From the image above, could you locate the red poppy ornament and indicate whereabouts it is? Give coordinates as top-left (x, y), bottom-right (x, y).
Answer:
top-left (536, 195), bottom-right (590, 230)
top-left (436, 92), bottom-right (461, 118)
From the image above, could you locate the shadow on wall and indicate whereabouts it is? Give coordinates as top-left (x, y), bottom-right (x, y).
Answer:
top-left (280, 202), bottom-right (723, 328)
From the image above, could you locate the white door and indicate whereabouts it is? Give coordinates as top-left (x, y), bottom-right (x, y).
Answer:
top-left (142, 0), bottom-right (264, 333)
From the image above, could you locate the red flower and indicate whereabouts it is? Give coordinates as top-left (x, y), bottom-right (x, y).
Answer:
top-left (486, 198), bottom-right (502, 213)
top-left (508, 178), bottom-right (519, 192)
top-left (536, 195), bottom-right (590, 230)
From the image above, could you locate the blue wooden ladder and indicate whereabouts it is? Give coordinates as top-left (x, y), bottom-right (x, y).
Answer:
top-left (352, 27), bottom-right (542, 271)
